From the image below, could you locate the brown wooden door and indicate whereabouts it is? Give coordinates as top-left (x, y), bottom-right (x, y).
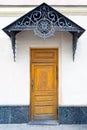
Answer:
top-left (30, 49), bottom-right (58, 120)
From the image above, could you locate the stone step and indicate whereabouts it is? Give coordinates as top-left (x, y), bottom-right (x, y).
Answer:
top-left (28, 120), bottom-right (59, 125)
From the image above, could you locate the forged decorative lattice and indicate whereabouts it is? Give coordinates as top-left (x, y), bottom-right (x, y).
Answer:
top-left (2, 3), bottom-right (85, 61)
top-left (5, 3), bottom-right (84, 39)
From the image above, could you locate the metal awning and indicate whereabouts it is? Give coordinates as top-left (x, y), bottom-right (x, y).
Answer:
top-left (2, 3), bottom-right (85, 61)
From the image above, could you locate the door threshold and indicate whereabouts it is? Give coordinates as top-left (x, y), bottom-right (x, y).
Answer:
top-left (28, 120), bottom-right (59, 125)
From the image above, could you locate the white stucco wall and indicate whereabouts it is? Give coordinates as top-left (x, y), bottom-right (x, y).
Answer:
top-left (0, 14), bottom-right (87, 106)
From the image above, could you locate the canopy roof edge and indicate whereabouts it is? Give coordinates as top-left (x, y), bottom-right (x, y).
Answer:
top-left (2, 3), bottom-right (85, 61)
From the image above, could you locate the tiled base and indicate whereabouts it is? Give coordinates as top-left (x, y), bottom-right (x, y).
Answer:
top-left (59, 106), bottom-right (87, 124)
top-left (0, 106), bottom-right (87, 124)
top-left (0, 106), bottom-right (29, 124)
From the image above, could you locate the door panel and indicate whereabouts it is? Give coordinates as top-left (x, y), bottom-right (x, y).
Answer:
top-left (33, 64), bottom-right (56, 91)
top-left (31, 48), bottom-right (57, 63)
top-left (30, 49), bottom-right (58, 120)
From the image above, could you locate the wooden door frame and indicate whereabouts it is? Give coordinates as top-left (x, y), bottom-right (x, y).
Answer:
top-left (30, 48), bottom-right (58, 120)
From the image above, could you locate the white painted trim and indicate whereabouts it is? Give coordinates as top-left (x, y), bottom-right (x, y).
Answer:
top-left (0, 6), bottom-right (87, 17)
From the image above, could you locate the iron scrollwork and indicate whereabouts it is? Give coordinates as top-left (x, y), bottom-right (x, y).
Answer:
top-left (3, 3), bottom-right (85, 61)
top-left (14, 4), bottom-right (79, 39)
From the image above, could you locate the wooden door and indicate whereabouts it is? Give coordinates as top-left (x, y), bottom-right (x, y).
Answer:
top-left (30, 49), bottom-right (58, 120)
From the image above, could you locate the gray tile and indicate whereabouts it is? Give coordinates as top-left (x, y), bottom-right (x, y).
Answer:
top-left (0, 106), bottom-right (29, 124)
top-left (59, 107), bottom-right (87, 124)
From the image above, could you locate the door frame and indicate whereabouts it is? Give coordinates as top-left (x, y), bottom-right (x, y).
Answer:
top-left (30, 48), bottom-right (58, 120)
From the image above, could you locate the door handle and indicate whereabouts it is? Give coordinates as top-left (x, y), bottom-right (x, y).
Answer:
top-left (32, 80), bottom-right (34, 91)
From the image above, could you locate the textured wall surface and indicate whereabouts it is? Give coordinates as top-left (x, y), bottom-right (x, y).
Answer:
top-left (0, 106), bottom-right (29, 123)
top-left (59, 107), bottom-right (87, 124)
top-left (0, 106), bottom-right (87, 124)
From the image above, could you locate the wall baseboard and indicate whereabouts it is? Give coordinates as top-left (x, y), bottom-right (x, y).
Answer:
top-left (0, 106), bottom-right (29, 123)
top-left (59, 106), bottom-right (87, 124)
top-left (0, 106), bottom-right (87, 124)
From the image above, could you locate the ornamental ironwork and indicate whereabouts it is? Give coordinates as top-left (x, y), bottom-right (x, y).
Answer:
top-left (5, 3), bottom-right (84, 39)
top-left (2, 3), bottom-right (85, 61)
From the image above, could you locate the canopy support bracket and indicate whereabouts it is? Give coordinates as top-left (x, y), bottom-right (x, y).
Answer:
top-left (11, 32), bottom-right (16, 62)
top-left (73, 33), bottom-right (78, 61)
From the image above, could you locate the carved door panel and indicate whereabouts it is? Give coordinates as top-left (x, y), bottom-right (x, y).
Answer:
top-left (30, 49), bottom-right (58, 120)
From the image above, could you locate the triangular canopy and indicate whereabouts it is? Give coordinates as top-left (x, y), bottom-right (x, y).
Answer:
top-left (3, 3), bottom-right (85, 61)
